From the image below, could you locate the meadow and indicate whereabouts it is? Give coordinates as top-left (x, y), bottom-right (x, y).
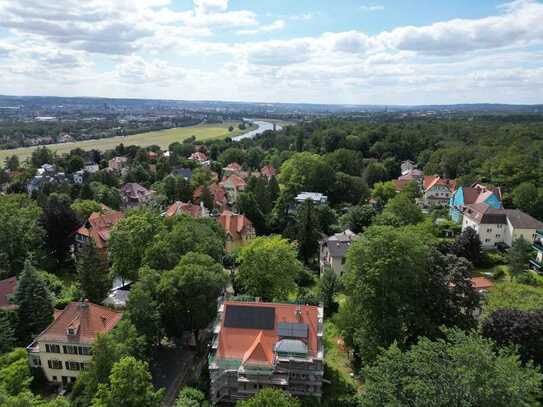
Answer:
top-left (0, 121), bottom-right (252, 162)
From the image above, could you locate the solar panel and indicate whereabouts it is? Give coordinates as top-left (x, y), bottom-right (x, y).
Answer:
top-left (224, 305), bottom-right (275, 330)
top-left (277, 322), bottom-right (308, 338)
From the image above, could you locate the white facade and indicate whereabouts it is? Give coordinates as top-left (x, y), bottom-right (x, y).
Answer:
top-left (462, 216), bottom-right (505, 248)
top-left (423, 184), bottom-right (452, 207)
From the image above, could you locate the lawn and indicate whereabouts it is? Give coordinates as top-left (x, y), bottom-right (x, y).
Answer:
top-left (0, 121), bottom-right (253, 162)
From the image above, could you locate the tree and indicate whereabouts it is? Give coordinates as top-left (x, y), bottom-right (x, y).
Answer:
top-left (362, 162), bottom-right (388, 187)
top-left (482, 309), bottom-right (543, 366)
top-left (175, 387), bottom-right (209, 407)
top-left (125, 267), bottom-right (162, 350)
top-left (0, 348), bottom-right (33, 396)
top-left (77, 240), bottom-right (111, 303)
top-left (512, 182), bottom-right (542, 218)
top-left (236, 388), bottom-right (300, 407)
top-left (31, 147), bottom-right (54, 168)
top-left (4, 155), bottom-right (19, 171)
top-left (482, 283), bottom-right (543, 319)
top-left (278, 152), bottom-right (335, 195)
top-left (295, 199), bottom-right (321, 264)
top-left (370, 181), bottom-right (396, 208)
top-left (0, 312), bottom-right (15, 354)
top-left (158, 252), bottom-right (226, 345)
top-left (239, 192), bottom-right (267, 234)
top-left (343, 226), bottom-right (478, 364)
top-left (268, 176), bottom-right (280, 203)
top-left (237, 236), bottom-right (302, 301)
top-left (450, 226), bottom-right (482, 266)
top-left (508, 236), bottom-right (532, 278)
top-left (200, 186), bottom-right (214, 210)
top-left (91, 357), bottom-right (164, 407)
top-left (0, 194), bottom-right (43, 278)
top-left (375, 193), bottom-right (423, 227)
top-left (71, 199), bottom-right (103, 221)
top-left (330, 172), bottom-right (369, 205)
top-left (109, 211), bottom-right (163, 283)
top-left (319, 267), bottom-right (341, 316)
top-left (14, 260), bottom-right (54, 343)
top-left (340, 204), bottom-right (375, 233)
top-left (360, 330), bottom-right (542, 407)
top-left (39, 193), bottom-right (81, 269)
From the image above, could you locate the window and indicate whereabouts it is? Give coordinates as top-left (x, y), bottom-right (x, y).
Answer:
top-left (65, 361), bottom-right (81, 371)
top-left (485, 239), bottom-right (491, 243)
top-left (78, 346), bottom-right (91, 356)
top-left (497, 224), bottom-right (503, 229)
top-left (52, 376), bottom-right (57, 381)
top-left (45, 344), bottom-right (60, 353)
top-left (47, 360), bottom-right (62, 370)
top-left (63, 345), bottom-right (78, 355)
top-left (496, 234), bottom-right (501, 239)
top-left (32, 358), bottom-right (42, 367)
top-left (486, 228), bottom-right (492, 233)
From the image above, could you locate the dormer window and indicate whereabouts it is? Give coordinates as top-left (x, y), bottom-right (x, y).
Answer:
top-left (67, 327), bottom-right (76, 336)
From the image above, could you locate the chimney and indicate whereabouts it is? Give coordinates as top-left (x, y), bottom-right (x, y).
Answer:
top-left (295, 305), bottom-right (302, 321)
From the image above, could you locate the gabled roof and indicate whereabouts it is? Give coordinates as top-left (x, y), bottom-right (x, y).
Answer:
top-left (77, 210), bottom-right (123, 249)
top-left (504, 209), bottom-right (543, 230)
top-left (221, 175), bottom-right (246, 189)
top-left (423, 176), bottom-right (457, 192)
top-left (189, 151), bottom-right (208, 161)
top-left (260, 165), bottom-right (276, 179)
top-left (463, 203), bottom-right (507, 224)
top-left (193, 183), bottom-right (227, 207)
top-left (224, 162), bottom-right (242, 172)
top-left (393, 179), bottom-right (413, 192)
top-left (0, 276), bottom-right (17, 310)
top-left (218, 211), bottom-right (253, 240)
top-left (120, 183), bottom-right (153, 200)
top-left (398, 169), bottom-right (423, 180)
top-left (34, 301), bottom-right (122, 344)
top-left (165, 201), bottom-right (205, 218)
top-left (242, 331), bottom-right (272, 364)
top-left (323, 230), bottom-right (357, 258)
top-left (471, 276), bottom-right (493, 290)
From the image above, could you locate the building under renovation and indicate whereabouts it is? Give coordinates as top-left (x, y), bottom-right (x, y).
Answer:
top-left (208, 299), bottom-right (324, 404)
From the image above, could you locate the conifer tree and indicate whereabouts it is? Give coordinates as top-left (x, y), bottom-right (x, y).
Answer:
top-left (77, 240), bottom-right (111, 303)
top-left (14, 259), bottom-right (54, 343)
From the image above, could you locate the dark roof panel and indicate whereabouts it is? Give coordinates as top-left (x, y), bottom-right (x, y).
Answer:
top-left (278, 322), bottom-right (308, 338)
top-left (224, 304), bottom-right (275, 330)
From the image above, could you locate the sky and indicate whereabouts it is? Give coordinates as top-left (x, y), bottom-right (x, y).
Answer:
top-left (0, 0), bottom-right (542, 105)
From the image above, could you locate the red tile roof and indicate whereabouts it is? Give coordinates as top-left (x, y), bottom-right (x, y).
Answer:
top-left (423, 176), bottom-right (457, 192)
top-left (471, 276), bottom-right (493, 290)
top-left (393, 179), bottom-right (412, 192)
top-left (193, 183), bottom-right (227, 208)
top-left (189, 151), bottom-right (208, 161)
top-left (221, 175), bottom-right (246, 189)
top-left (76, 211), bottom-right (123, 249)
top-left (218, 211), bottom-right (253, 241)
top-left (224, 162), bottom-right (242, 172)
top-left (35, 301), bottom-right (122, 344)
top-left (218, 301), bottom-right (319, 364)
top-left (0, 276), bottom-right (17, 310)
top-left (260, 165), bottom-right (276, 179)
top-left (165, 201), bottom-right (204, 218)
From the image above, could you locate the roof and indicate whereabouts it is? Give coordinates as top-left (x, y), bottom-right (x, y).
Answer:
top-left (224, 162), bottom-right (242, 172)
top-left (165, 201), bottom-right (204, 218)
top-left (221, 174), bottom-right (246, 189)
top-left (460, 184), bottom-right (502, 205)
top-left (121, 183), bottom-right (153, 201)
top-left (260, 165), bottom-right (276, 179)
top-left (463, 203), bottom-right (507, 225)
top-left (218, 211), bottom-right (253, 241)
top-left (398, 169), bottom-right (423, 180)
top-left (295, 192), bottom-right (328, 203)
top-left (193, 183), bottom-right (227, 207)
top-left (76, 210), bottom-right (123, 249)
top-left (34, 301), bottom-right (122, 344)
top-left (0, 276), bottom-right (17, 310)
top-left (393, 179), bottom-right (413, 192)
top-left (504, 209), bottom-right (543, 230)
top-left (322, 230), bottom-right (357, 258)
top-left (171, 167), bottom-right (192, 180)
top-left (423, 176), bottom-right (457, 192)
top-left (217, 301), bottom-right (319, 365)
top-left (189, 151), bottom-right (208, 161)
top-left (471, 276), bottom-right (493, 290)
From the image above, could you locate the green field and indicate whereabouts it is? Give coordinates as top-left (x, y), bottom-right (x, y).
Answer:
top-left (0, 121), bottom-right (252, 163)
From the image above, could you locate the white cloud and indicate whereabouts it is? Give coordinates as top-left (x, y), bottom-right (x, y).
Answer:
top-left (290, 13), bottom-right (314, 21)
top-left (237, 19), bottom-right (286, 35)
top-left (193, 0), bottom-right (228, 14)
top-left (360, 5), bottom-right (385, 12)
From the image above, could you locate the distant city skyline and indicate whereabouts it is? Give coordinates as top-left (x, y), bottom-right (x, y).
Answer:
top-left (0, 0), bottom-right (542, 105)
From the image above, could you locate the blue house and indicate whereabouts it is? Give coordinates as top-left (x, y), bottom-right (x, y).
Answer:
top-left (449, 184), bottom-right (502, 223)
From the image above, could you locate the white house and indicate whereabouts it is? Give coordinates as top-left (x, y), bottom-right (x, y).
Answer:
top-left (320, 230), bottom-right (357, 276)
top-left (462, 203), bottom-right (543, 248)
top-left (84, 162), bottom-right (99, 174)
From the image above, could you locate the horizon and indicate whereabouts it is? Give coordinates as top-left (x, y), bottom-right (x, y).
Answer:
top-left (0, 0), bottom-right (542, 105)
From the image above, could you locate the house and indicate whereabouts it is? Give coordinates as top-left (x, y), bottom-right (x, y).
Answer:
top-left (209, 299), bottom-right (324, 404)
top-left (26, 300), bottom-right (122, 387)
top-left (75, 210), bottom-right (123, 255)
top-left (84, 162), bottom-right (99, 174)
top-left (320, 230), bottom-right (357, 276)
top-left (103, 278), bottom-right (133, 309)
top-left (171, 167), bottom-right (193, 181)
top-left (120, 183), bottom-right (154, 208)
top-left (27, 164), bottom-right (67, 196)
top-left (470, 277), bottom-right (493, 294)
top-left (461, 203), bottom-right (543, 248)
top-left (218, 211), bottom-right (255, 251)
top-left (223, 162), bottom-right (243, 177)
top-left (220, 175), bottom-right (247, 205)
top-left (260, 165), bottom-right (276, 180)
top-left (0, 276), bottom-right (17, 311)
top-left (73, 170), bottom-right (85, 185)
top-left (295, 192), bottom-right (328, 205)
top-left (398, 168), bottom-right (423, 182)
top-left (193, 183), bottom-right (228, 209)
top-left (449, 183), bottom-right (502, 223)
top-left (422, 176), bottom-right (457, 207)
top-left (107, 156), bottom-right (128, 175)
top-left (530, 230), bottom-right (543, 272)
top-left (401, 160), bottom-right (416, 176)
top-left (164, 201), bottom-right (208, 218)
top-left (393, 179), bottom-right (417, 193)
top-left (188, 151), bottom-right (208, 163)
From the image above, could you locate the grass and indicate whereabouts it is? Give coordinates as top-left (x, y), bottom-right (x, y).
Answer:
top-left (0, 121), bottom-right (253, 162)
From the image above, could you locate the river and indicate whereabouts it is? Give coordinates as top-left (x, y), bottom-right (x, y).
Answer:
top-left (232, 120), bottom-right (282, 141)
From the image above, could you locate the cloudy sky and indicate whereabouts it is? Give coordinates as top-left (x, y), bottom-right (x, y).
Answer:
top-left (0, 0), bottom-right (542, 105)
